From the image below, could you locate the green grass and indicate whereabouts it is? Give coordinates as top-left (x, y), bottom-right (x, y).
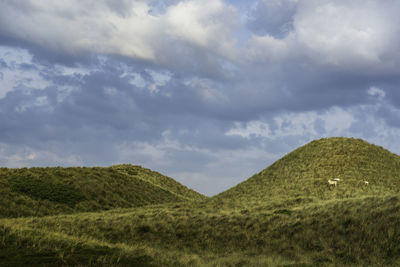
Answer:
top-left (0, 165), bottom-right (205, 218)
top-left (2, 195), bottom-right (400, 266)
top-left (10, 175), bottom-right (85, 206)
top-left (215, 137), bottom-right (400, 206)
top-left (2, 137), bottom-right (400, 266)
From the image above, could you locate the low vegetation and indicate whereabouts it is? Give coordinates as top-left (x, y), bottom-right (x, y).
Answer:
top-left (216, 137), bottom-right (400, 206)
top-left (0, 164), bottom-right (205, 218)
top-left (1, 137), bottom-right (400, 266)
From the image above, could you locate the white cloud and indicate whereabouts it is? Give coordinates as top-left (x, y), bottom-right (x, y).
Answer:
top-left (0, 46), bottom-right (52, 98)
top-left (165, 0), bottom-right (239, 59)
top-left (293, 0), bottom-right (396, 66)
top-left (244, 0), bottom-right (400, 71)
top-left (56, 85), bottom-right (77, 103)
top-left (0, 46), bottom-right (81, 101)
top-left (146, 69), bottom-right (172, 94)
top-left (0, 45), bottom-right (33, 65)
top-left (104, 87), bottom-right (117, 96)
top-left (15, 95), bottom-right (53, 113)
top-left (226, 106), bottom-right (355, 139)
top-left (0, 0), bottom-right (239, 62)
top-left (123, 68), bottom-right (172, 94)
top-left (273, 111), bottom-right (319, 137)
top-left (319, 107), bottom-right (355, 133)
top-left (367, 86), bottom-right (386, 99)
top-left (0, 143), bottom-right (82, 167)
top-left (226, 120), bottom-right (271, 138)
top-left (184, 77), bottom-right (224, 101)
top-left (116, 131), bottom-right (181, 167)
top-left (54, 64), bottom-right (91, 76)
top-left (0, 67), bottom-right (51, 98)
top-left (128, 73), bottom-right (146, 88)
top-left (246, 34), bottom-right (290, 62)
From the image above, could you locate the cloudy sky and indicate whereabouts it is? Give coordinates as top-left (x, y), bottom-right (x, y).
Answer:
top-left (1, 0), bottom-right (400, 196)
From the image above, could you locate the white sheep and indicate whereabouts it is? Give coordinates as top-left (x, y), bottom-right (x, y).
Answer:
top-left (328, 179), bottom-right (337, 187)
top-left (364, 181), bottom-right (369, 185)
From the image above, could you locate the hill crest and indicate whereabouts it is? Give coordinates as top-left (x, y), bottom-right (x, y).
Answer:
top-left (215, 137), bottom-right (400, 203)
top-left (0, 164), bottom-right (205, 218)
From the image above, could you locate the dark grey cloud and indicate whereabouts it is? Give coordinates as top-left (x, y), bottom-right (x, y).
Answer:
top-left (247, 0), bottom-right (297, 38)
top-left (0, 59), bottom-right (6, 68)
top-left (1, 0), bottom-right (400, 195)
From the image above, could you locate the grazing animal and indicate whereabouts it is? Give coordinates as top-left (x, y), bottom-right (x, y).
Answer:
top-left (364, 181), bottom-right (369, 185)
top-left (328, 179), bottom-right (337, 187)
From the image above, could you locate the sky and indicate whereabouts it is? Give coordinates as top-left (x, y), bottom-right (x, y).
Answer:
top-left (1, 0), bottom-right (400, 196)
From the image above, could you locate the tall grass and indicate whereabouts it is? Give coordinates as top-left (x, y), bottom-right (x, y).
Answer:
top-left (2, 194), bottom-right (400, 266)
top-left (0, 165), bottom-right (205, 218)
top-left (2, 137), bottom-right (400, 266)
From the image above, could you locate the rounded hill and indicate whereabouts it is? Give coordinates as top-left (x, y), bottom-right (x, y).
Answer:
top-left (0, 164), bottom-right (205, 218)
top-left (216, 137), bottom-right (400, 203)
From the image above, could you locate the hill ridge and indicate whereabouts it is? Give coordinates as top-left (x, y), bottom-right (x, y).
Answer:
top-left (2, 137), bottom-right (400, 266)
top-left (0, 164), bottom-right (205, 218)
top-left (110, 164), bottom-right (204, 201)
top-left (112, 167), bottom-right (193, 201)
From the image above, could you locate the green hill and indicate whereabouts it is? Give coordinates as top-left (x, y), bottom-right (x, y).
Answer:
top-left (2, 137), bottom-right (400, 266)
top-left (0, 164), bottom-right (205, 218)
top-left (215, 137), bottom-right (400, 205)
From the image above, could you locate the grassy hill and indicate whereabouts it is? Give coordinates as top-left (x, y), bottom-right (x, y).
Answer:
top-left (2, 194), bottom-right (400, 266)
top-left (0, 164), bottom-right (205, 218)
top-left (2, 137), bottom-right (400, 266)
top-left (215, 137), bottom-right (400, 206)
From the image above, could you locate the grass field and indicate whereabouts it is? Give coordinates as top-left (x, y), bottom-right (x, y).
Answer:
top-left (1, 137), bottom-right (400, 266)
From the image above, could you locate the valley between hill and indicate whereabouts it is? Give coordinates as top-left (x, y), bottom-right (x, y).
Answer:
top-left (1, 137), bottom-right (400, 266)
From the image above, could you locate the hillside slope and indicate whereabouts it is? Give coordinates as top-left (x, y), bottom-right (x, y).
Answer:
top-left (215, 137), bottom-right (400, 204)
top-left (2, 138), bottom-right (400, 266)
top-left (110, 164), bottom-right (204, 201)
top-left (0, 164), bottom-right (205, 218)
top-left (2, 194), bottom-right (400, 266)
